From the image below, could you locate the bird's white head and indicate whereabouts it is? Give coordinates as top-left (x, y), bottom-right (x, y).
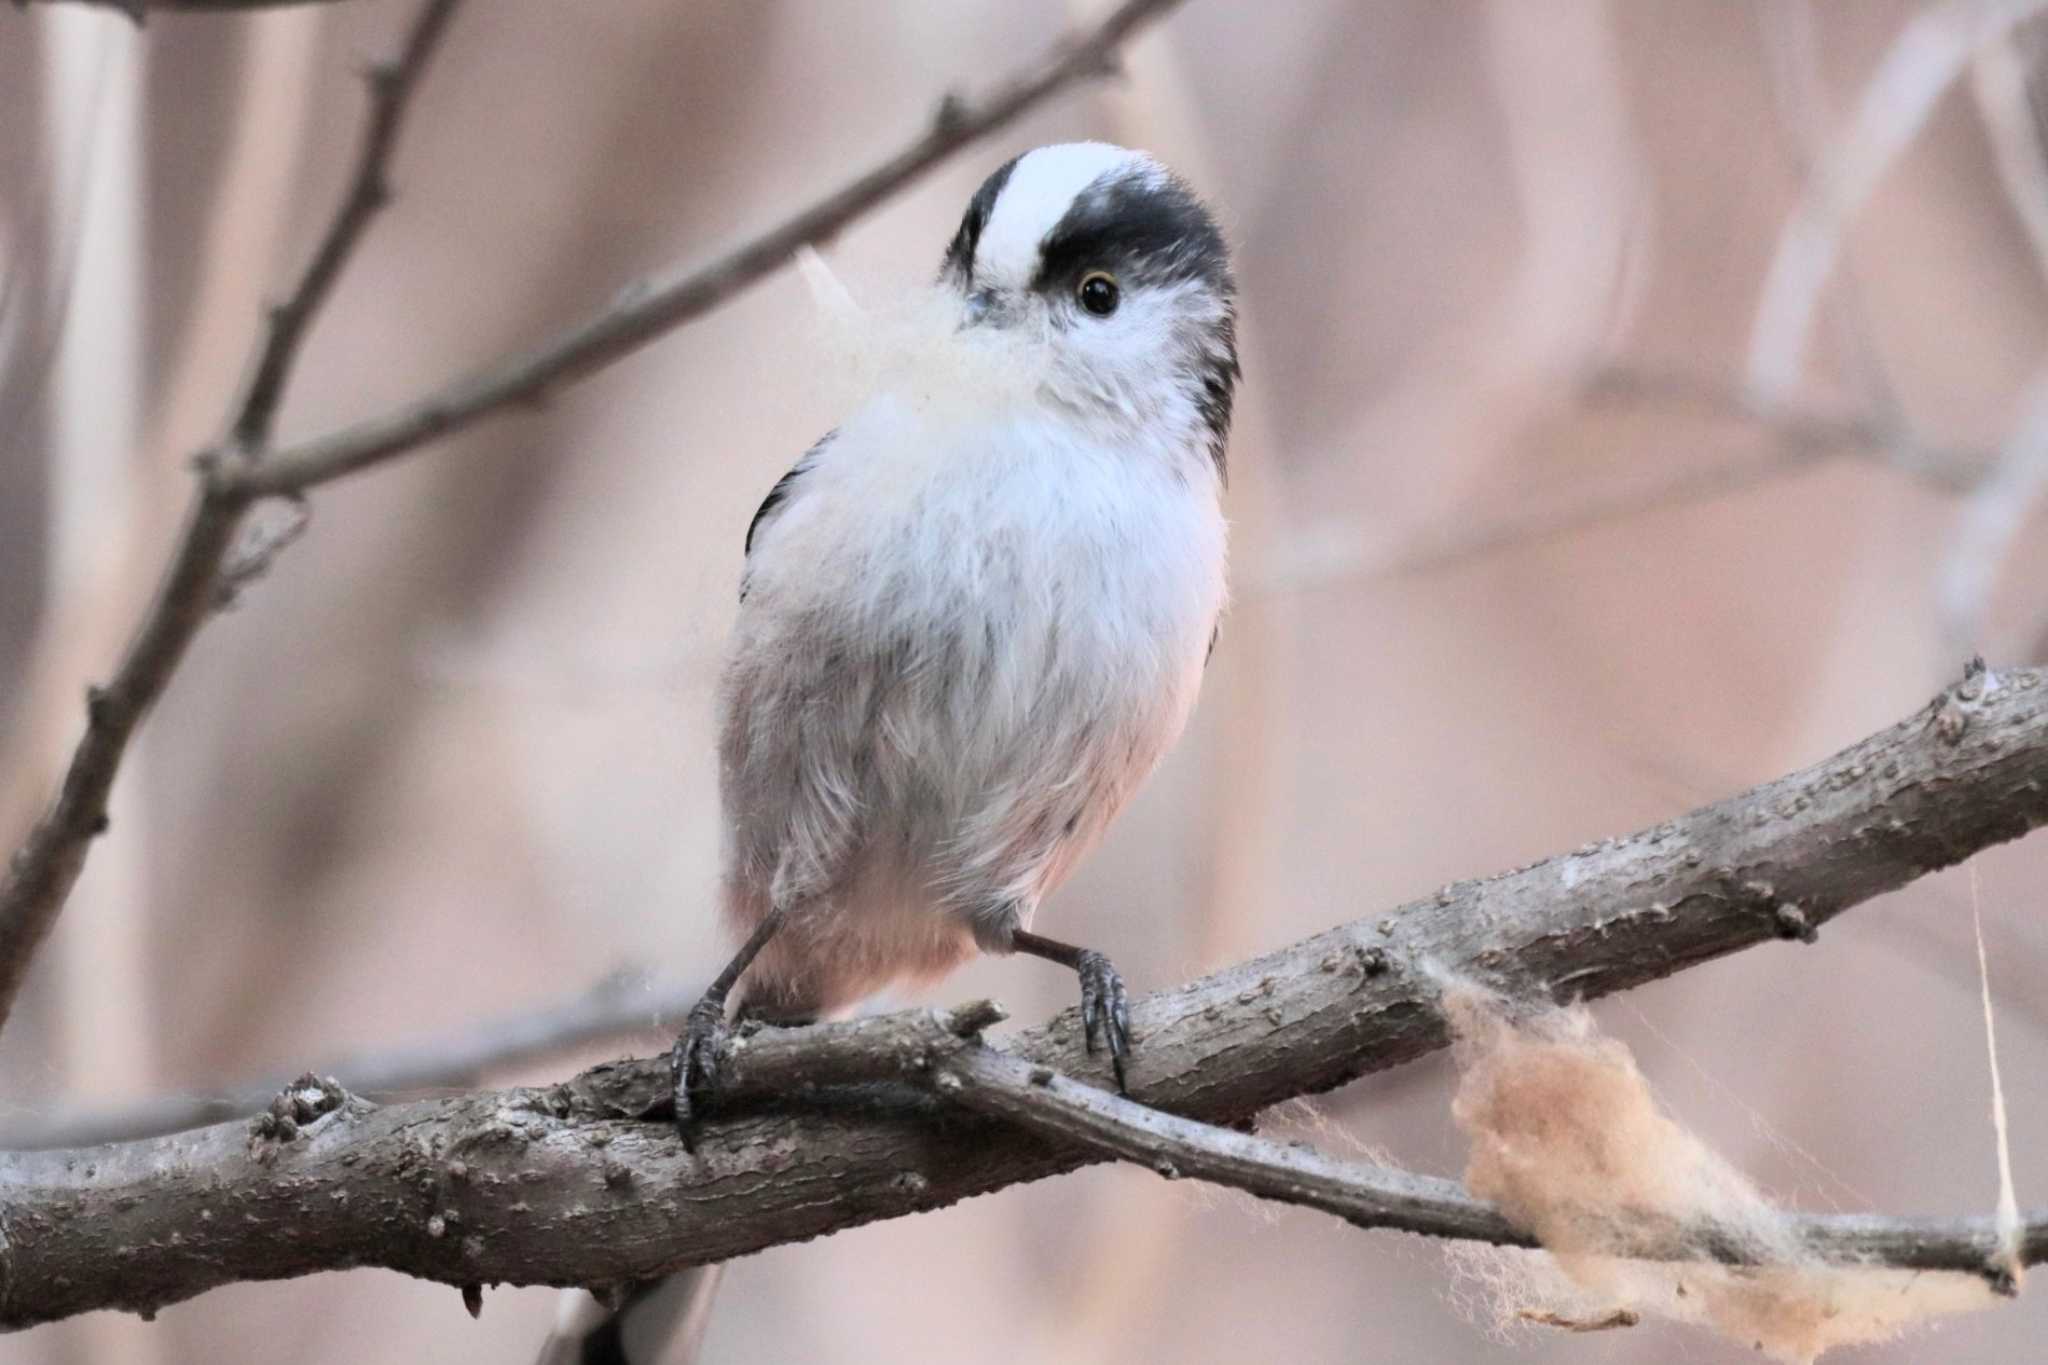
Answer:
top-left (939, 143), bottom-right (1239, 476)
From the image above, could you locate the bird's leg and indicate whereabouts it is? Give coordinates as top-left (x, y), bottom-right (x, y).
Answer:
top-left (671, 904), bottom-right (789, 1142)
top-left (1010, 928), bottom-right (1132, 1092)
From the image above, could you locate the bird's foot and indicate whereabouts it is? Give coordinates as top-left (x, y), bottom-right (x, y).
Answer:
top-left (669, 995), bottom-right (731, 1148)
top-left (1075, 950), bottom-right (1131, 1093)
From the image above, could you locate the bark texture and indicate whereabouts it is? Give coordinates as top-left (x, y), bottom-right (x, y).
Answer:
top-left (2, 664), bottom-right (2042, 1328)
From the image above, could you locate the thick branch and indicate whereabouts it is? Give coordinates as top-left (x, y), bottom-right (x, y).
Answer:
top-left (221, 0), bottom-right (1185, 498)
top-left (18, 1), bottom-right (350, 12)
top-left (0, 973), bottom-right (700, 1150)
top-left (0, 0), bottom-right (460, 1035)
top-left (4, 665), bottom-right (2046, 1327)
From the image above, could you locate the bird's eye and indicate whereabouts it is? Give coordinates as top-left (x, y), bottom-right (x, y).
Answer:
top-left (1077, 271), bottom-right (1120, 317)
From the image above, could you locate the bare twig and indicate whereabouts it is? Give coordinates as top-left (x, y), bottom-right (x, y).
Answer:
top-left (1939, 368), bottom-right (2048, 653)
top-left (1582, 365), bottom-right (1987, 491)
top-left (0, 0), bottom-right (1185, 1035)
top-left (937, 1041), bottom-right (1535, 1248)
top-left (1939, 24), bottom-right (2048, 654)
top-left (4, 665), bottom-right (2047, 1327)
top-left (0, 0), bottom-right (460, 1035)
top-left (16, 0), bottom-right (350, 15)
top-left (1393, 448), bottom-right (1825, 581)
top-left (1246, 365), bottom-right (1990, 596)
top-left (929, 1038), bottom-right (2045, 1280)
top-left (1247, 447), bottom-right (1822, 596)
top-left (1755, 0), bottom-right (1918, 439)
top-left (227, 1), bottom-right (458, 452)
top-left (221, 0), bottom-right (1186, 498)
top-left (1519, 1309), bottom-right (1642, 1332)
top-left (1973, 14), bottom-right (2048, 272)
top-left (0, 972), bottom-right (701, 1149)
top-left (1746, 0), bottom-right (2048, 406)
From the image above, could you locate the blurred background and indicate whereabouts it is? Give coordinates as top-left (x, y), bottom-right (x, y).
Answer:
top-left (5, 0), bottom-right (2048, 1360)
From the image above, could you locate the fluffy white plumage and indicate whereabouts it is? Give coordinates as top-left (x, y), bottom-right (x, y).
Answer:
top-left (716, 143), bottom-right (1236, 1022)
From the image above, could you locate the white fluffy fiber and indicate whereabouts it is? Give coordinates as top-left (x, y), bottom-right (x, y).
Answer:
top-left (795, 248), bottom-right (1045, 429)
top-left (1442, 988), bottom-right (2000, 1362)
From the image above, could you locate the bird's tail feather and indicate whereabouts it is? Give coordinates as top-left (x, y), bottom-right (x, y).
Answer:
top-left (535, 1265), bottom-right (726, 1365)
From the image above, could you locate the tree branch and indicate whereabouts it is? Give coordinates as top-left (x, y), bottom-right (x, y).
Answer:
top-left (929, 1027), bottom-right (2046, 1281)
top-left (16, 0), bottom-right (350, 15)
top-left (228, 0), bottom-right (459, 452)
top-left (1746, 0), bottom-right (2048, 408)
top-left (0, 0), bottom-right (1186, 1035)
top-left (1248, 364), bottom-right (1996, 597)
top-left (1581, 365), bottom-right (1988, 493)
top-left (4, 664), bottom-right (2045, 1328)
top-left (219, 0), bottom-right (1186, 499)
top-left (0, 972), bottom-right (701, 1150)
top-left (0, 0), bottom-right (461, 1035)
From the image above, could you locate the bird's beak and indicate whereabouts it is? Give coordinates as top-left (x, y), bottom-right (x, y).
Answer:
top-left (961, 288), bottom-right (998, 329)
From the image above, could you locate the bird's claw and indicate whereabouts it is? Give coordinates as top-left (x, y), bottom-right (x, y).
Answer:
top-left (1075, 950), bottom-right (1131, 1092)
top-left (670, 996), bottom-right (731, 1147)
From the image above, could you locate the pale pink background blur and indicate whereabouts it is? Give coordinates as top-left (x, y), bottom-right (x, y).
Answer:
top-left (5, 1), bottom-right (2048, 1361)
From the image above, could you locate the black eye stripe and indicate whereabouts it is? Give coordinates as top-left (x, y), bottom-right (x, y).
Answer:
top-left (1030, 166), bottom-right (1232, 297)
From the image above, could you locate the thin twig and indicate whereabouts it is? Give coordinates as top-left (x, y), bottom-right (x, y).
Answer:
top-left (0, 972), bottom-right (700, 1149)
top-left (1939, 23), bottom-right (2048, 654)
top-left (0, 1), bottom-right (460, 1035)
top-left (1746, 0), bottom-right (2048, 406)
top-left (1245, 365), bottom-right (1990, 596)
top-left (1972, 14), bottom-right (2048, 273)
top-left (227, 0), bottom-right (459, 453)
top-left (3, 664), bottom-right (2046, 1326)
top-left (928, 1038), bottom-right (2043, 1281)
top-left (938, 1044), bottom-right (1536, 1249)
top-left (1939, 367), bottom-right (2048, 654)
top-left (221, 0), bottom-right (1186, 498)
top-left (1583, 365), bottom-right (1987, 490)
top-left (0, 0), bottom-right (1182, 1036)
top-left (1246, 448), bottom-right (1823, 597)
top-left (15, 0), bottom-right (350, 14)
top-left (1755, 0), bottom-right (1919, 441)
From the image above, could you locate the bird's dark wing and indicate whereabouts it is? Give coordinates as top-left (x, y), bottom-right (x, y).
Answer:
top-left (741, 430), bottom-right (834, 596)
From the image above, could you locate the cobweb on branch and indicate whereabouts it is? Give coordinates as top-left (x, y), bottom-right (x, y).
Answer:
top-left (1437, 984), bottom-right (2010, 1362)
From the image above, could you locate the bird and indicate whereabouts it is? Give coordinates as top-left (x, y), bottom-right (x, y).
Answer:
top-left (674, 140), bottom-right (1240, 1125)
top-left (541, 140), bottom-right (1236, 1365)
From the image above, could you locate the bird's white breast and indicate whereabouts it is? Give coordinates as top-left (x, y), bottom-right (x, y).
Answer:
top-left (754, 391), bottom-right (1224, 721)
top-left (735, 387), bottom-right (1225, 918)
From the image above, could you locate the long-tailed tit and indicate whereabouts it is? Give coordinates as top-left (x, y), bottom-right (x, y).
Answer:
top-left (674, 142), bottom-right (1239, 1123)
